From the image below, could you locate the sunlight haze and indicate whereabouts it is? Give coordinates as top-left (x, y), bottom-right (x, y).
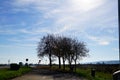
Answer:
top-left (0, 0), bottom-right (119, 64)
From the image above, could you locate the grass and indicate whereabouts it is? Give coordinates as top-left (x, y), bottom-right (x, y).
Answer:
top-left (0, 67), bottom-right (31, 80)
top-left (34, 65), bottom-right (113, 80)
top-left (45, 66), bottom-right (113, 80)
top-left (75, 68), bottom-right (113, 80)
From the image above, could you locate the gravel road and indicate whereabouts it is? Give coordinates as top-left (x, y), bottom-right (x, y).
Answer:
top-left (11, 68), bottom-right (86, 80)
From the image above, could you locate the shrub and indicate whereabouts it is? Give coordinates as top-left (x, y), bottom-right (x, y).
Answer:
top-left (19, 62), bottom-right (23, 67)
top-left (25, 63), bottom-right (29, 67)
top-left (10, 63), bottom-right (20, 70)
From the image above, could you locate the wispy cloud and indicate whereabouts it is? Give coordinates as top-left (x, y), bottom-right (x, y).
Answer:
top-left (11, 0), bottom-right (105, 25)
top-left (0, 0), bottom-right (118, 63)
top-left (113, 48), bottom-right (119, 51)
top-left (11, 0), bottom-right (117, 32)
top-left (0, 27), bottom-right (51, 35)
top-left (87, 35), bottom-right (118, 46)
top-left (9, 37), bottom-right (40, 42)
top-left (0, 43), bottom-right (36, 48)
top-left (0, 30), bottom-right (16, 34)
top-left (2, 0), bottom-right (118, 46)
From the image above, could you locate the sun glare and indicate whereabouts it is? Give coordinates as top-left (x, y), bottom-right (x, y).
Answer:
top-left (71, 0), bottom-right (103, 11)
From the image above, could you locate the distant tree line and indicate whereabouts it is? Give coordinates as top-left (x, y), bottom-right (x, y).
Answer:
top-left (37, 34), bottom-right (89, 70)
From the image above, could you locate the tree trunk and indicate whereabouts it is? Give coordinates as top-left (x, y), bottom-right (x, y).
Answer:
top-left (68, 56), bottom-right (73, 71)
top-left (49, 53), bottom-right (52, 68)
top-left (75, 59), bottom-right (77, 72)
top-left (58, 56), bottom-right (61, 69)
top-left (69, 61), bottom-right (72, 71)
top-left (63, 57), bottom-right (65, 70)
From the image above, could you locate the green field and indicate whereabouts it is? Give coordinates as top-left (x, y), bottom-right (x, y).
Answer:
top-left (0, 65), bottom-right (116, 80)
top-left (0, 67), bottom-right (31, 80)
top-left (48, 65), bottom-right (113, 80)
top-left (75, 68), bottom-right (112, 80)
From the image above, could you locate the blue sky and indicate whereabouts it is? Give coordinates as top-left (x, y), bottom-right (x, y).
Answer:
top-left (0, 0), bottom-right (119, 64)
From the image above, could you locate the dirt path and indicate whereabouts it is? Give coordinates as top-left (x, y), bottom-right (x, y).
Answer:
top-left (11, 69), bottom-right (86, 80)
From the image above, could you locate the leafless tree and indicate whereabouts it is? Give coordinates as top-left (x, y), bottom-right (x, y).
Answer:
top-left (37, 34), bottom-right (55, 68)
top-left (37, 34), bottom-right (89, 70)
top-left (72, 40), bottom-right (89, 71)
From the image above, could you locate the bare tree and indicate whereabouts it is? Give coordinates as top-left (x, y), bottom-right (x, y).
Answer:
top-left (61, 37), bottom-right (72, 70)
top-left (52, 36), bottom-right (62, 69)
top-left (72, 40), bottom-right (89, 71)
top-left (65, 38), bottom-right (89, 70)
top-left (37, 34), bottom-right (55, 68)
top-left (37, 34), bottom-right (89, 70)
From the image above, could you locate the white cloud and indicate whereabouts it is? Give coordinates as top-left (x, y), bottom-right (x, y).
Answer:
top-left (67, 0), bottom-right (104, 12)
top-left (0, 29), bottom-right (17, 34)
top-left (12, 0), bottom-right (58, 12)
top-left (11, 0), bottom-right (117, 32)
top-left (12, 0), bottom-right (38, 8)
top-left (54, 24), bottom-right (72, 34)
top-left (113, 48), bottom-right (119, 51)
top-left (87, 35), bottom-right (117, 46)
top-left (99, 41), bottom-right (109, 45)
top-left (8, 0), bottom-right (118, 46)
top-left (0, 27), bottom-right (51, 35)
top-left (0, 0), bottom-right (118, 63)
top-left (0, 43), bottom-right (36, 48)
top-left (8, 36), bottom-right (40, 42)
top-left (12, 0), bottom-right (105, 27)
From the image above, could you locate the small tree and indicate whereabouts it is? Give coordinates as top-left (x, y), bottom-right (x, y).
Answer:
top-left (19, 62), bottom-right (23, 67)
top-left (53, 36), bottom-right (62, 69)
top-left (72, 40), bottom-right (89, 71)
top-left (61, 37), bottom-right (71, 70)
top-left (37, 34), bottom-right (55, 68)
top-left (65, 38), bottom-right (89, 70)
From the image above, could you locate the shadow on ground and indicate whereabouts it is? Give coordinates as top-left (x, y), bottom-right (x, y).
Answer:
top-left (31, 68), bottom-right (85, 80)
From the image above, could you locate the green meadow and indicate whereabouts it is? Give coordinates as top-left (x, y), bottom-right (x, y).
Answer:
top-left (0, 67), bottom-right (31, 80)
top-left (75, 68), bottom-right (112, 80)
top-left (41, 65), bottom-right (115, 80)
